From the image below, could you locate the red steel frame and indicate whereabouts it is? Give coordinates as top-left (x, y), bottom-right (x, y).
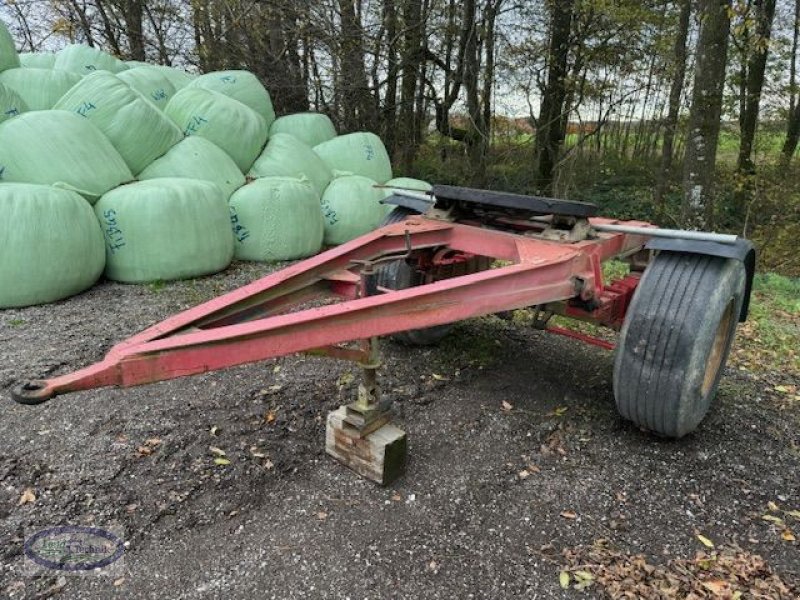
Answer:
top-left (14, 215), bottom-right (654, 403)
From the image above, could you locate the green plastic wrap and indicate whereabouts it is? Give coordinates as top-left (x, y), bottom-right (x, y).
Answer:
top-left (0, 67), bottom-right (80, 110)
top-left (95, 178), bottom-right (234, 283)
top-left (248, 133), bottom-right (333, 197)
top-left (55, 71), bottom-right (183, 175)
top-left (138, 136), bottom-right (245, 199)
top-left (54, 44), bottom-right (127, 75)
top-left (19, 52), bottom-right (56, 69)
top-left (0, 21), bottom-right (19, 72)
top-left (319, 175), bottom-right (386, 245)
top-left (0, 82), bottom-right (27, 124)
top-left (229, 177), bottom-right (324, 261)
top-left (314, 132), bottom-right (393, 184)
top-left (165, 87), bottom-right (268, 172)
top-left (269, 113), bottom-right (337, 148)
top-left (0, 183), bottom-right (105, 308)
top-left (150, 65), bottom-right (196, 90)
top-left (117, 66), bottom-right (176, 110)
top-left (0, 110), bottom-right (133, 203)
top-left (188, 70), bottom-right (275, 126)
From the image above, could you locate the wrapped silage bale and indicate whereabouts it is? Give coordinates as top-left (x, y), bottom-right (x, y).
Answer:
top-left (0, 183), bottom-right (105, 308)
top-left (229, 177), bottom-right (324, 262)
top-left (55, 71), bottom-right (183, 175)
top-left (138, 137), bottom-right (245, 200)
top-left (95, 179), bottom-right (234, 283)
top-left (248, 133), bottom-right (332, 197)
top-left (314, 132), bottom-right (393, 184)
top-left (0, 110), bottom-right (133, 202)
top-left (124, 60), bottom-right (150, 68)
top-left (0, 21), bottom-right (19, 72)
top-left (188, 70), bottom-right (275, 126)
top-left (117, 66), bottom-right (176, 110)
top-left (19, 52), bottom-right (56, 69)
top-left (269, 113), bottom-right (337, 148)
top-left (165, 87), bottom-right (268, 172)
top-left (382, 177), bottom-right (432, 196)
top-left (54, 43), bottom-right (127, 75)
top-left (319, 175), bottom-right (386, 245)
top-left (151, 65), bottom-right (196, 90)
top-left (0, 82), bottom-right (27, 124)
top-left (0, 68), bottom-right (81, 110)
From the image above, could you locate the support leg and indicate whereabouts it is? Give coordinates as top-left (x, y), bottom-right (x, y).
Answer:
top-left (325, 338), bottom-right (407, 485)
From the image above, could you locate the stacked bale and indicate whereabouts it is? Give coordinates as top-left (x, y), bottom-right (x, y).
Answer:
top-left (95, 179), bottom-right (234, 283)
top-left (165, 87), bottom-right (268, 172)
top-left (0, 21), bottom-right (19, 72)
top-left (150, 65), bottom-right (196, 90)
top-left (0, 82), bottom-right (27, 124)
top-left (0, 68), bottom-right (81, 110)
top-left (19, 52), bottom-right (56, 69)
top-left (0, 111), bottom-right (133, 203)
top-left (138, 137), bottom-right (245, 200)
top-left (54, 43), bottom-right (128, 75)
top-left (0, 183), bottom-right (105, 308)
top-left (319, 175), bottom-right (387, 245)
top-left (188, 70), bottom-right (275, 127)
top-left (314, 132), bottom-right (393, 184)
top-left (117, 66), bottom-right (176, 110)
top-left (269, 112), bottom-right (337, 147)
top-left (249, 133), bottom-right (332, 197)
top-left (229, 178), bottom-right (324, 261)
top-left (55, 71), bottom-right (183, 175)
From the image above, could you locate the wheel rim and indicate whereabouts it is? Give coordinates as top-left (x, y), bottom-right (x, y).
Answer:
top-left (701, 298), bottom-right (735, 397)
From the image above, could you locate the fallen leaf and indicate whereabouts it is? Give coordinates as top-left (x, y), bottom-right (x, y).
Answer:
top-left (17, 488), bottom-right (36, 506)
top-left (501, 400), bottom-right (513, 412)
top-left (762, 514), bottom-right (784, 525)
top-left (518, 470), bottom-right (530, 480)
top-left (210, 426), bottom-right (220, 436)
top-left (391, 493), bottom-right (402, 502)
top-left (559, 571), bottom-right (570, 589)
top-left (145, 438), bottom-right (161, 447)
top-left (213, 458), bottom-right (231, 466)
top-left (696, 534), bottom-right (714, 548)
top-left (263, 459), bottom-right (274, 470)
top-left (560, 510), bottom-right (577, 520)
top-left (265, 411), bottom-right (276, 424)
top-left (431, 373), bottom-right (449, 381)
top-left (574, 570), bottom-right (594, 582)
top-left (702, 580), bottom-right (729, 594)
top-left (209, 446), bottom-right (226, 457)
top-left (786, 510), bottom-right (800, 519)
top-left (136, 446), bottom-right (153, 456)
top-left (767, 501), bottom-right (780, 512)
top-left (551, 406), bottom-right (568, 417)
top-left (249, 446), bottom-right (267, 459)
top-left (317, 511), bottom-right (328, 521)
top-left (781, 529), bottom-right (796, 542)
top-left (113, 577), bottom-right (126, 587)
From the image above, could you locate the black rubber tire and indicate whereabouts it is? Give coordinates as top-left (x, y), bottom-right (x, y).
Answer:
top-left (376, 206), bottom-right (453, 345)
top-left (613, 252), bottom-right (746, 438)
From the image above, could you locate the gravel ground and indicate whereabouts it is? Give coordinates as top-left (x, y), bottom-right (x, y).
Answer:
top-left (0, 262), bottom-right (798, 599)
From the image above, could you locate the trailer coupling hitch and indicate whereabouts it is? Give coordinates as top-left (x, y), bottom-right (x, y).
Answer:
top-left (11, 380), bottom-right (55, 405)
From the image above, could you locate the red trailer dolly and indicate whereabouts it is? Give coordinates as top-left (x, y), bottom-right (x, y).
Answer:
top-left (11, 186), bottom-right (755, 484)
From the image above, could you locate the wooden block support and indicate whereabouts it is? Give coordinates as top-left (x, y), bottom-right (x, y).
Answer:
top-left (326, 407), bottom-right (407, 485)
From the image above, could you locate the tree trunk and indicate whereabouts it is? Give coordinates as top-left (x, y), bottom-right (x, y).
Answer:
top-left (654, 0), bottom-right (691, 219)
top-left (397, 0), bottom-right (424, 172)
top-left (534, 0), bottom-right (575, 195)
top-left (781, 0), bottom-right (800, 165)
top-left (736, 0), bottom-right (777, 174)
top-left (681, 0), bottom-right (731, 228)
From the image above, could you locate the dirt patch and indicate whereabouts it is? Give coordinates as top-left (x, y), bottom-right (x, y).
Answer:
top-left (0, 263), bottom-right (798, 599)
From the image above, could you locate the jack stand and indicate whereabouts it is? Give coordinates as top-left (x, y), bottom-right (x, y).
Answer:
top-left (326, 337), bottom-right (407, 485)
